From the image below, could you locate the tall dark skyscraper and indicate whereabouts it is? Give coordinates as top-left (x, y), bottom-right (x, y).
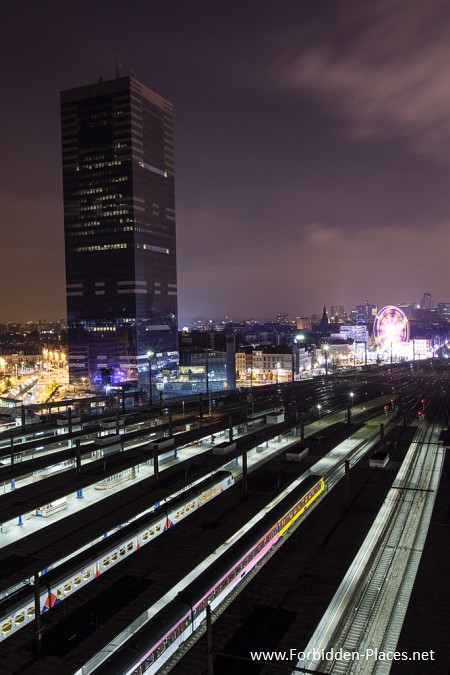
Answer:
top-left (61, 74), bottom-right (178, 387)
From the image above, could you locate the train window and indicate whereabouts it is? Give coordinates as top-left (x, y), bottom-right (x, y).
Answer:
top-left (27, 606), bottom-right (35, 619)
top-left (103, 557), bottom-right (110, 567)
top-left (15, 612), bottom-right (25, 626)
top-left (156, 525), bottom-right (161, 533)
top-left (186, 505), bottom-right (190, 513)
top-left (149, 528), bottom-right (155, 536)
top-left (127, 542), bottom-right (133, 552)
top-left (83, 569), bottom-right (91, 581)
top-left (191, 502), bottom-right (195, 509)
top-left (112, 552), bottom-right (119, 562)
top-left (207, 490), bottom-right (211, 499)
top-left (57, 588), bottom-right (63, 599)
top-left (143, 532), bottom-right (149, 542)
top-left (64, 581), bottom-right (72, 594)
top-left (201, 494), bottom-right (206, 503)
top-left (180, 508), bottom-right (184, 516)
top-left (74, 575), bottom-right (82, 587)
top-left (175, 512), bottom-right (179, 520)
top-left (120, 547), bottom-right (126, 556)
top-left (2, 620), bottom-right (12, 635)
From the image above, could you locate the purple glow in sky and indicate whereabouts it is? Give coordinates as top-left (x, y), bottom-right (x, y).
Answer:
top-left (1, 0), bottom-right (450, 321)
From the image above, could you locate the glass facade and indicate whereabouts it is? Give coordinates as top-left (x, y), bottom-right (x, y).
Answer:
top-left (61, 76), bottom-right (178, 387)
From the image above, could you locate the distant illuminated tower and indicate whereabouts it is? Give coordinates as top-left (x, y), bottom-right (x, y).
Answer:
top-left (61, 74), bottom-right (178, 386)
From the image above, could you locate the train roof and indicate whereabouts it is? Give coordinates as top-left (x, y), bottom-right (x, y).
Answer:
top-left (93, 474), bottom-right (323, 674)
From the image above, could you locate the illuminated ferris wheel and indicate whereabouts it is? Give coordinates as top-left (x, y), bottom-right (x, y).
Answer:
top-left (373, 305), bottom-right (409, 350)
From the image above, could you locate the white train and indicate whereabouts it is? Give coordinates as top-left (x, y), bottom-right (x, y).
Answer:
top-left (0, 470), bottom-right (234, 641)
top-left (94, 475), bottom-right (325, 675)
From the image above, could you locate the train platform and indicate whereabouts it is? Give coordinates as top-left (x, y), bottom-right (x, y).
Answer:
top-left (0, 443), bottom-right (320, 674)
top-left (0, 415), bottom-right (323, 596)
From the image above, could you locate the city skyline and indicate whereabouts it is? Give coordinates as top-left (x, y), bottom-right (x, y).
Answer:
top-left (2, 1), bottom-right (450, 321)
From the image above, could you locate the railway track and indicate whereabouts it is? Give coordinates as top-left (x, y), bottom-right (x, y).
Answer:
top-left (296, 420), bottom-right (444, 675)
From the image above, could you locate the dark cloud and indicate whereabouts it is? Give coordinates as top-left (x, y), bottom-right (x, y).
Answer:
top-left (277, 0), bottom-right (450, 162)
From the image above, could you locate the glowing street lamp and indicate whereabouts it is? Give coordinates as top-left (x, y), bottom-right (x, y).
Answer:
top-left (349, 391), bottom-right (354, 407)
top-left (317, 403), bottom-right (322, 419)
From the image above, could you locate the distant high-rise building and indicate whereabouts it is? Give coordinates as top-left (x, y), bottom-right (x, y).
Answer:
top-left (356, 302), bottom-right (377, 324)
top-left (296, 316), bottom-right (311, 331)
top-left (61, 75), bottom-right (178, 386)
top-left (330, 305), bottom-right (345, 322)
top-left (437, 302), bottom-right (450, 318)
top-left (420, 293), bottom-right (432, 310)
top-left (276, 312), bottom-right (289, 325)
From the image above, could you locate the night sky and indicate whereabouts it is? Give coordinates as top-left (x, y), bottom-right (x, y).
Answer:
top-left (2, 0), bottom-right (450, 322)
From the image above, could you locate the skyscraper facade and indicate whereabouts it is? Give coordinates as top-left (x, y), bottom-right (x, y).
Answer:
top-left (61, 75), bottom-right (178, 387)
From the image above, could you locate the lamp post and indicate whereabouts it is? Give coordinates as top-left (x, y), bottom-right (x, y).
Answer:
top-left (147, 350), bottom-right (154, 407)
top-left (349, 391), bottom-right (354, 407)
top-left (204, 349), bottom-right (212, 416)
top-left (323, 344), bottom-right (329, 375)
top-left (317, 403), bottom-right (322, 419)
top-left (291, 341), bottom-right (296, 383)
top-left (291, 334), bottom-right (304, 383)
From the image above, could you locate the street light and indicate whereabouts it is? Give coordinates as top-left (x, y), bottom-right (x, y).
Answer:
top-left (317, 403), bottom-right (322, 418)
top-left (349, 391), bottom-right (354, 407)
top-left (323, 344), bottom-right (330, 375)
top-left (147, 350), bottom-right (154, 406)
top-left (291, 334), bottom-right (305, 383)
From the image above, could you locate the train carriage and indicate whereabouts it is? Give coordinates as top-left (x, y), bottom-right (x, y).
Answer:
top-left (94, 474), bottom-right (325, 675)
top-left (0, 471), bottom-right (234, 641)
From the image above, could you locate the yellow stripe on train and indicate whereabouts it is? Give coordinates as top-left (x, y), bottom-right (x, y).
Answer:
top-left (278, 477), bottom-right (325, 538)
